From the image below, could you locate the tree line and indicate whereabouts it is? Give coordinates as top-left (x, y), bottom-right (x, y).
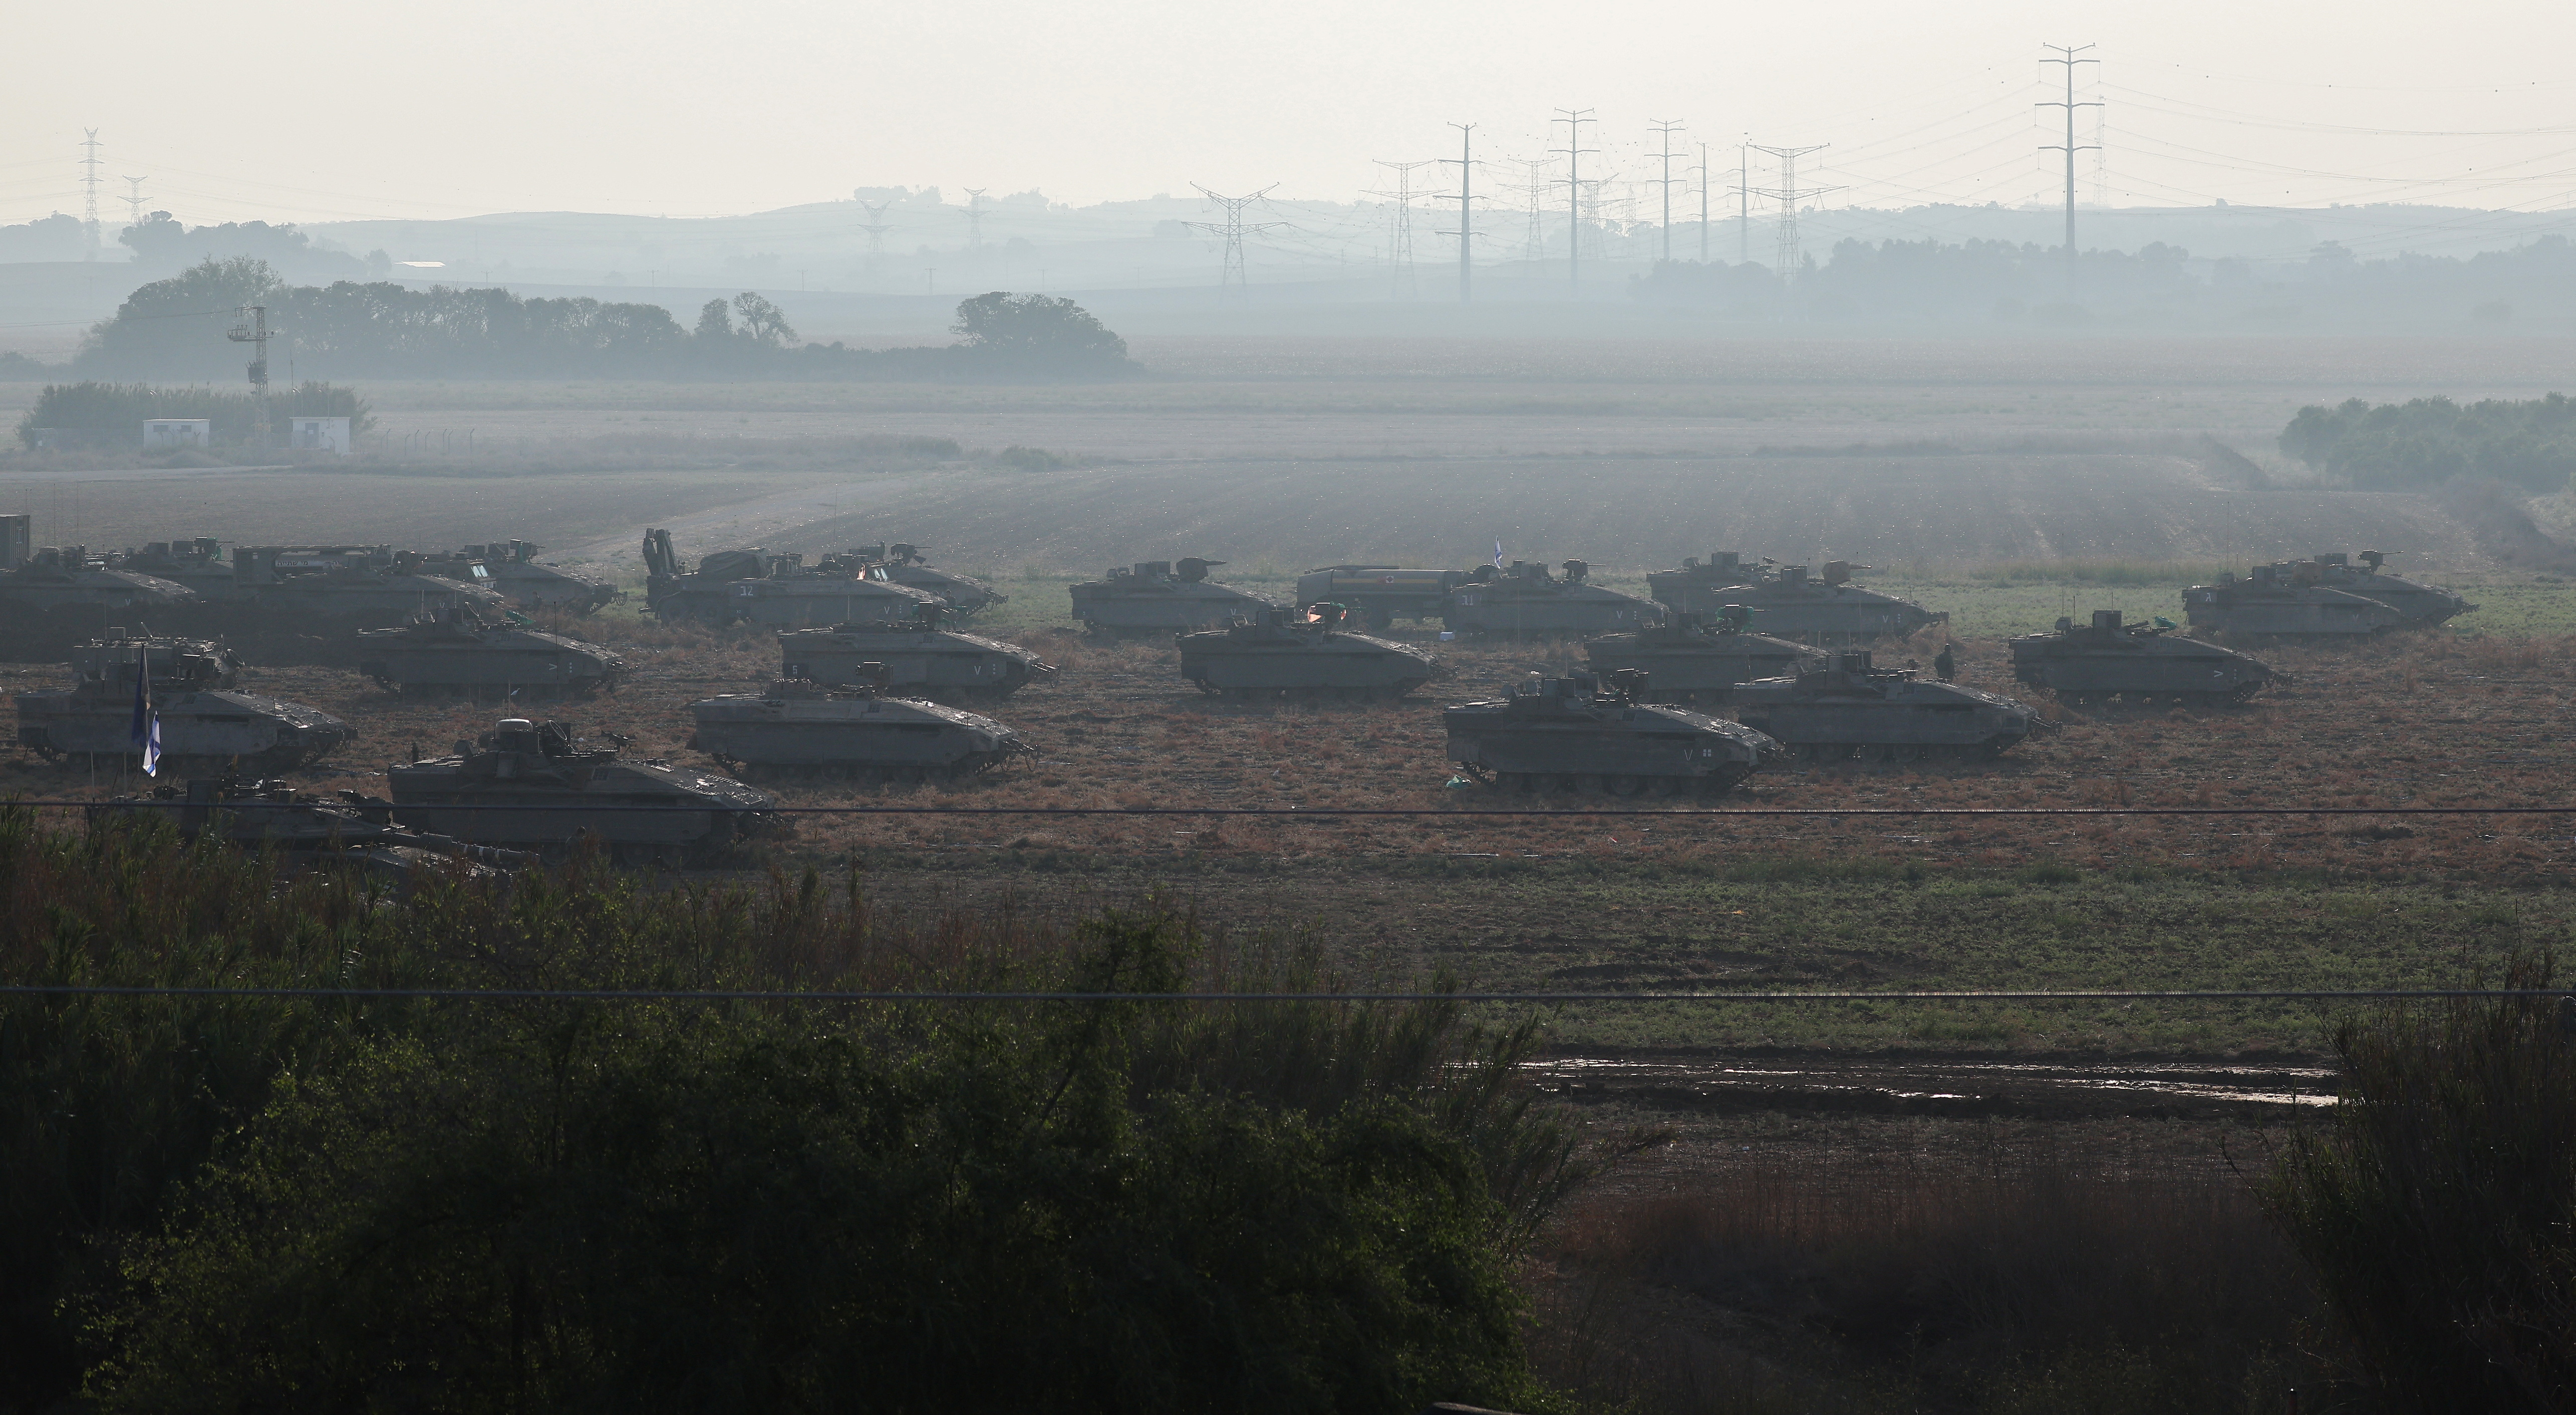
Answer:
top-left (2278, 392), bottom-right (2576, 492)
top-left (50, 258), bottom-right (1138, 382)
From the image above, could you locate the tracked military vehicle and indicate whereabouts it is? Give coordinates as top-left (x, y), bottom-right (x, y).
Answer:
top-left (1729, 650), bottom-right (2037, 761)
top-left (1294, 566), bottom-right (1466, 629)
top-left (99, 777), bottom-right (530, 879)
top-left (1648, 554), bottom-right (1943, 640)
top-left (420, 541), bottom-right (617, 614)
top-left (357, 606), bottom-right (627, 700)
top-left (1444, 670), bottom-right (1781, 795)
top-left (1582, 609), bottom-right (1812, 705)
top-left (16, 632), bottom-right (352, 773)
top-left (689, 668), bottom-right (1033, 780)
top-left (1441, 560), bottom-right (1662, 639)
top-left (227, 545), bottom-right (512, 622)
top-left (114, 538), bottom-right (240, 601)
top-left (778, 607), bottom-right (1054, 702)
top-left (2183, 564), bottom-right (2406, 637)
top-left (2008, 610), bottom-right (2278, 706)
top-left (641, 530), bottom-right (942, 627)
top-left (1177, 604), bottom-right (1438, 701)
top-left (2252, 551), bottom-right (2472, 626)
top-left (0, 545), bottom-right (200, 656)
top-left (387, 718), bottom-right (772, 864)
top-left (852, 543), bottom-right (1007, 615)
top-left (1068, 557), bottom-right (1282, 633)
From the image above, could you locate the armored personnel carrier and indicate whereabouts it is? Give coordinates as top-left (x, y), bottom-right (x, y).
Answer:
top-left (1582, 609), bottom-right (1811, 705)
top-left (2008, 610), bottom-right (2278, 706)
top-left (229, 545), bottom-right (511, 621)
top-left (2183, 564), bottom-right (2406, 637)
top-left (1068, 557), bottom-right (1282, 634)
top-left (778, 607), bottom-right (1054, 702)
top-left (1293, 566), bottom-right (1466, 629)
top-left (114, 537), bottom-right (240, 602)
top-left (100, 777), bottom-right (530, 879)
top-left (0, 545), bottom-right (200, 656)
top-left (356, 606), bottom-right (627, 700)
top-left (16, 632), bottom-right (352, 773)
top-left (1729, 650), bottom-right (2037, 761)
top-left (1441, 560), bottom-right (1662, 639)
top-left (641, 530), bottom-right (942, 627)
top-left (1648, 555), bottom-right (1943, 640)
top-left (1444, 669), bottom-right (1781, 795)
top-left (2252, 551), bottom-right (2472, 626)
top-left (689, 670), bottom-right (1033, 781)
top-left (851, 542), bottom-right (1007, 615)
top-left (1177, 605), bottom-right (1438, 701)
top-left (387, 718), bottom-right (772, 864)
top-left (419, 541), bottom-right (617, 614)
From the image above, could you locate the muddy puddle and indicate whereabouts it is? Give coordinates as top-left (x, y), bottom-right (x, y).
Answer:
top-left (1527, 1053), bottom-right (2337, 1119)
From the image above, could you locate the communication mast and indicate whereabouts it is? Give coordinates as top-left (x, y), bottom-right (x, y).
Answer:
top-left (227, 305), bottom-right (272, 448)
top-left (79, 130), bottom-right (102, 259)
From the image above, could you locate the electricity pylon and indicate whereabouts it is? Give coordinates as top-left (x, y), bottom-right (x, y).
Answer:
top-left (1184, 184), bottom-right (1284, 302)
top-left (1750, 144), bottom-right (1836, 281)
top-left (2038, 43), bottom-right (2103, 286)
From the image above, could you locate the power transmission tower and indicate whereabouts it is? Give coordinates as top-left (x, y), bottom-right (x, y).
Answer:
top-left (1750, 144), bottom-right (1835, 281)
top-left (962, 189), bottom-right (987, 252)
top-left (1648, 119), bottom-right (1685, 265)
top-left (1512, 157), bottom-right (1549, 263)
top-left (856, 200), bottom-right (893, 254)
top-left (78, 130), bottom-right (102, 260)
top-left (1693, 142), bottom-right (1710, 263)
top-left (121, 176), bottom-right (147, 228)
top-left (2038, 43), bottom-right (2102, 286)
top-left (1738, 141), bottom-right (1750, 264)
top-left (1440, 122), bottom-right (1476, 302)
top-left (1183, 184), bottom-right (1284, 302)
top-left (1550, 108), bottom-right (1596, 289)
top-left (1369, 159), bottom-right (1439, 299)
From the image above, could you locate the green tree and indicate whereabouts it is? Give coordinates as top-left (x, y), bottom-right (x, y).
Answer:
top-left (731, 291), bottom-right (796, 346)
top-left (693, 298), bottom-right (734, 341)
top-left (950, 292), bottom-right (1129, 367)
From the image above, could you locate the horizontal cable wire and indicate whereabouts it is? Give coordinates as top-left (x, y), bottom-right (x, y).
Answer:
top-left (15, 800), bottom-right (2572, 818)
top-left (2, 986), bottom-right (2570, 1004)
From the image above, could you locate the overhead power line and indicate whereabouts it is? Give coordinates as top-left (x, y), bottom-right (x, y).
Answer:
top-left (24, 801), bottom-right (2576, 818)
top-left (4, 986), bottom-right (2570, 1005)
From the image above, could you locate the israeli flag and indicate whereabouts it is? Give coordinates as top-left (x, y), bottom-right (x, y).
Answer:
top-left (128, 645), bottom-right (162, 776)
top-left (1493, 539), bottom-right (1505, 569)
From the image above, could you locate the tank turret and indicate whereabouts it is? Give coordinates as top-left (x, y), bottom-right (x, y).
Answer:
top-left (1442, 669), bottom-right (1780, 795)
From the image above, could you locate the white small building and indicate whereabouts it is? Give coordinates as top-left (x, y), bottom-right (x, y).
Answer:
top-left (290, 416), bottom-right (352, 453)
top-left (142, 419), bottom-right (212, 449)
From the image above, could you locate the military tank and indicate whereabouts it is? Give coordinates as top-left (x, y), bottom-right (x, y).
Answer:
top-left (641, 530), bottom-right (943, 627)
top-left (852, 542), bottom-right (1007, 615)
top-left (419, 541), bottom-right (617, 614)
top-left (777, 606), bottom-right (1055, 702)
top-left (98, 777), bottom-right (530, 879)
top-left (1443, 669), bottom-right (1782, 795)
top-left (1293, 566), bottom-right (1466, 630)
top-left (2183, 564), bottom-right (2407, 637)
top-left (16, 632), bottom-right (352, 773)
top-left (2252, 551), bottom-right (2472, 626)
top-left (0, 545), bottom-right (200, 656)
top-left (387, 718), bottom-right (773, 864)
top-left (1581, 609), bottom-right (1812, 705)
top-left (356, 606), bottom-right (628, 700)
top-left (1729, 650), bottom-right (2037, 761)
top-left (2008, 610), bottom-right (2278, 706)
top-left (1647, 554), bottom-right (1944, 640)
top-left (1176, 604), bottom-right (1439, 701)
top-left (1068, 557), bottom-right (1282, 634)
top-left (689, 669), bottom-right (1034, 781)
top-left (1441, 560), bottom-right (1662, 639)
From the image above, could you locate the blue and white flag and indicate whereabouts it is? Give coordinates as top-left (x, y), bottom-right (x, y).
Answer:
top-left (128, 645), bottom-right (162, 776)
top-left (1493, 539), bottom-right (1505, 569)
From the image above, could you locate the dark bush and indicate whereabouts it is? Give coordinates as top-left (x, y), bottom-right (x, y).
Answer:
top-left (2277, 393), bottom-right (2576, 492)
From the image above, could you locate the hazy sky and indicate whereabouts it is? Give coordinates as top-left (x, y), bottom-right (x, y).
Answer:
top-left (8, 0), bottom-right (2575, 232)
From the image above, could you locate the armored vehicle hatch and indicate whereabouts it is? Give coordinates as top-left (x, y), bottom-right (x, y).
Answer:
top-left (1730, 649), bottom-right (2036, 761)
top-left (1177, 604), bottom-right (1437, 701)
top-left (1441, 559), bottom-right (1661, 639)
top-left (357, 606), bottom-right (627, 700)
top-left (1443, 669), bottom-right (1780, 795)
top-left (388, 718), bottom-right (772, 865)
top-left (1582, 608), bottom-right (1812, 705)
top-left (778, 606), bottom-right (1054, 702)
top-left (2008, 610), bottom-right (2277, 706)
top-left (1068, 557), bottom-right (1281, 633)
top-left (16, 632), bottom-right (351, 773)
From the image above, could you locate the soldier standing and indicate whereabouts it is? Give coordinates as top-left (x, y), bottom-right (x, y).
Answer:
top-left (1934, 643), bottom-right (1957, 682)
